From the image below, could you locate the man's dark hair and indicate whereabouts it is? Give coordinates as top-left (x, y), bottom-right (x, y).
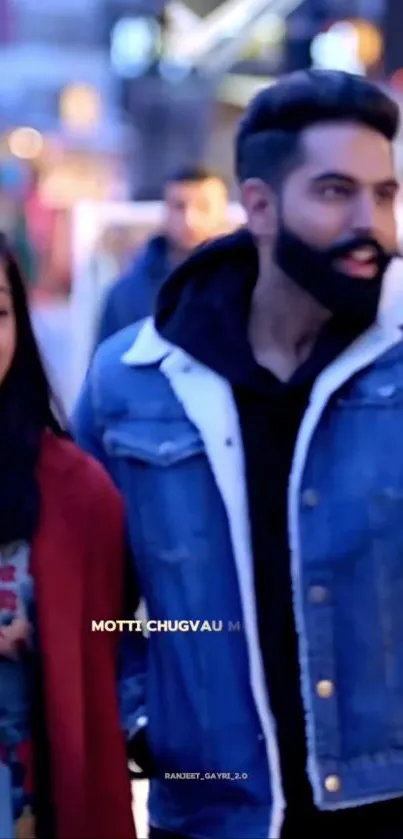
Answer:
top-left (236, 69), bottom-right (400, 188)
top-left (166, 165), bottom-right (227, 188)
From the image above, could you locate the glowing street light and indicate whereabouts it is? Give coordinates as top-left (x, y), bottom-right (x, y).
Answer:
top-left (59, 84), bottom-right (101, 131)
top-left (8, 127), bottom-right (43, 160)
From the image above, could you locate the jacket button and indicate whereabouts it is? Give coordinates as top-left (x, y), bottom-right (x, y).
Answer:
top-left (158, 442), bottom-right (175, 456)
top-left (302, 489), bottom-right (320, 507)
top-left (316, 680), bottom-right (335, 699)
top-left (181, 363), bottom-right (192, 373)
top-left (324, 775), bottom-right (341, 793)
top-left (309, 585), bottom-right (328, 603)
top-left (377, 384), bottom-right (396, 398)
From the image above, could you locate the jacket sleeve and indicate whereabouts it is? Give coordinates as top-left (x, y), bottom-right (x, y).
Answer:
top-left (118, 617), bottom-right (148, 743)
top-left (72, 366), bottom-right (149, 745)
top-left (71, 368), bottom-right (111, 472)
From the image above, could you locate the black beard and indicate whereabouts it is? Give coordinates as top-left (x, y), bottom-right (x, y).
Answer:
top-left (274, 222), bottom-right (396, 333)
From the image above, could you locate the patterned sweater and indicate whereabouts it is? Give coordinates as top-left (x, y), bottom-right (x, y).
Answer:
top-left (0, 541), bottom-right (35, 839)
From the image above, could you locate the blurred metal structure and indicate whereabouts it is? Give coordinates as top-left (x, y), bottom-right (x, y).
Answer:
top-left (110, 0), bottom-right (308, 197)
top-left (1, 0), bottom-right (330, 198)
top-left (169, 0), bottom-right (303, 77)
top-left (185, 0), bottom-right (226, 15)
top-left (126, 69), bottom-right (214, 199)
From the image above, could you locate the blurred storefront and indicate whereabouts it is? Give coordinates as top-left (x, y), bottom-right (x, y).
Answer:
top-left (0, 142), bottom-right (129, 295)
top-left (0, 79), bottom-right (132, 293)
top-left (0, 0), bottom-right (398, 299)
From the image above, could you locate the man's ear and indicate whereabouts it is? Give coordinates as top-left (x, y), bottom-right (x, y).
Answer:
top-left (240, 178), bottom-right (277, 240)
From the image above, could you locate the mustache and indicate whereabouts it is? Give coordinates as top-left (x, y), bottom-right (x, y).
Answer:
top-left (325, 235), bottom-right (399, 263)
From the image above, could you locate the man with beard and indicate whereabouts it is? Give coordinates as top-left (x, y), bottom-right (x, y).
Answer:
top-left (73, 70), bottom-right (403, 838)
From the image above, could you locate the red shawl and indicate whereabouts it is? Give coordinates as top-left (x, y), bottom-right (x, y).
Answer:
top-left (31, 432), bottom-right (136, 839)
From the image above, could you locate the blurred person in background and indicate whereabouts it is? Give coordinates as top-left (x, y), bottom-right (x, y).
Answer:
top-left (96, 165), bottom-right (229, 344)
top-left (73, 70), bottom-right (403, 838)
top-left (0, 236), bottom-right (135, 839)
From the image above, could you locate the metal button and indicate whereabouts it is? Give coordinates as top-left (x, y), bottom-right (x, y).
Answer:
top-left (309, 586), bottom-right (328, 604)
top-left (377, 384), bottom-right (396, 398)
top-left (158, 442), bottom-right (175, 457)
top-left (301, 489), bottom-right (320, 508)
top-left (316, 680), bottom-right (335, 699)
top-left (324, 775), bottom-right (341, 793)
top-left (137, 716), bottom-right (148, 727)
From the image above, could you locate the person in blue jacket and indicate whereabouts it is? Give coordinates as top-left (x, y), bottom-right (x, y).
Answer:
top-left (96, 165), bottom-right (229, 345)
top-left (73, 70), bottom-right (403, 838)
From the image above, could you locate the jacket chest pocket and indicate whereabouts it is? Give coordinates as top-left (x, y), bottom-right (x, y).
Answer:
top-left (103, 422), bottom-right (211, 564)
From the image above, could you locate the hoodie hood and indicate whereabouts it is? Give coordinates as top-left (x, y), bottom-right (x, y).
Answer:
top-left (155, 226), bottom-right (376, 387)
top-left (155, 228), bottom-right (258, 379)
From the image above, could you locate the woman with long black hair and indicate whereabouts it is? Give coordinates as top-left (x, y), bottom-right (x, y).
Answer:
top-left (0, 234), bottom-right (136, 839)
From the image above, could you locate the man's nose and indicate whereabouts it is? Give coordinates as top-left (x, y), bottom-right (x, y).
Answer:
top-left (351, 191), bottom-right (379, 230)
top-left (183, 207), bottom-right (199, 228)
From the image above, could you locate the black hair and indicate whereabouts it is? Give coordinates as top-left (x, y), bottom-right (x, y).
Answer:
top-left (166, 164), bottom-right (227, 188)
top-left (0, 234), bottom-right (68, 545)
top-left (236, 69), bottom-right (400, 188)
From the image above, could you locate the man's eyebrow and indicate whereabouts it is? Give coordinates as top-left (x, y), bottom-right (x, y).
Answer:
top-left (311, 171), bottom-right (399, 191)
top-left (311, 172), bottom-right (356, 184)
top-left (376, 178), bottom-right (400, 191)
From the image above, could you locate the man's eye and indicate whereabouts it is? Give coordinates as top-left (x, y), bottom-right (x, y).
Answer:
top-left (376, 187), bottom-right (396, 204)
top-left (319, 185), bottom-right (351, 199)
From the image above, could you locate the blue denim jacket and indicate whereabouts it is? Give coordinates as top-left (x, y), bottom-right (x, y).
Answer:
top-left (72, 275), bottom-right (403, 838)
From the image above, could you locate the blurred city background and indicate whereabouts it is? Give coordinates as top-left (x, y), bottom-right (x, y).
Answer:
top-left (0, 0), bottom-right (402, 415)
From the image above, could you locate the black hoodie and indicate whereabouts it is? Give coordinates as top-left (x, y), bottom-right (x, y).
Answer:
top-left (156, 228), bottom-right (259, 378)
top-left (154, 229), bottom-right (403, 834)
